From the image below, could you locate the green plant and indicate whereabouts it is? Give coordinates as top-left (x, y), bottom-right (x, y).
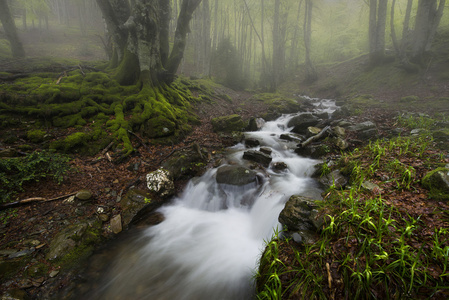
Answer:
top-left (0, 150), bottom-right (72, 203)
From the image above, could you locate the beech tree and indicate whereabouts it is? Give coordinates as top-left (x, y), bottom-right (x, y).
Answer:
top-left (412, 0), bottom-right (446, 61)
top-left (368, 0), bottom-right (388, 65)
top-left (0, 0), bottom-right (26, 58)
top-left (96, 0), bottom-right (202, 87)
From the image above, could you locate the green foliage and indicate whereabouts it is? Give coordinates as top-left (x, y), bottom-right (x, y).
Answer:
top-left (0, 150), bottom-right (72, 203)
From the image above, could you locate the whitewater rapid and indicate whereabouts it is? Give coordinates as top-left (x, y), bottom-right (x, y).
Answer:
top-left (83, 97), bottom-right (336, 300)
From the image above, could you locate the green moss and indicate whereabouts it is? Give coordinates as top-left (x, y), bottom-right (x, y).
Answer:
top-left (211, 114), bottom-right (247, 132)
top-left (53, 220), bottom-right (103, 271)
top-left (53, 113), bottom-right (87, 128)
top-left (27, 129), bottom-right (46, 143)
top-left (400, 95), bottom-right (420, 102)
top-left (50, 132), bottom-right (90, 153)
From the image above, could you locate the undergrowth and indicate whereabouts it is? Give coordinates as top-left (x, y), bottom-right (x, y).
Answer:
top-left (0, 150), bottom-right (72, 204)
top-left (256, 131), bottom-right (449, 299)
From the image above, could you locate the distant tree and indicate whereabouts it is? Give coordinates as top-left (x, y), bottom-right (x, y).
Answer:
top-left (0, 0), bottom-right (26, 58)
top-left (96, 0), bottom-right (202, 87)
top-left (368, 0), bottom-right (388, 66)
top-left (211, 37), bottom-right (246, 90)
top-left (411, 0), bottom-right (446, 62)
top-left (304, 0), bottom-right (317, 82)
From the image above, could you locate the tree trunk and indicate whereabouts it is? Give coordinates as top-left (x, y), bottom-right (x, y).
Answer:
top-left (166, 0), bottom-right (202, 80)
top-left (271, 0), bottom-right (280, 91)
top-left (369, 0), bottom-right (388, 66)
top-left (0, 0), bottom-right (26, 58)
top-left (412, 0), bottom-right (446, 61)
top-left (304, 0), bottom-right (317, 82)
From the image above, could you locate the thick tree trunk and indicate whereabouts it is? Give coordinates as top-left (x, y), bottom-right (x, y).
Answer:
top-left (412, 0), bottom-right (446, 61)
top-left (0, 0), bottom-right (26, 58)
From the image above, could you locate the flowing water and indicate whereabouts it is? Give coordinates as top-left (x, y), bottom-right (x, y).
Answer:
top-left (79, 97), bottom-right (336, 300)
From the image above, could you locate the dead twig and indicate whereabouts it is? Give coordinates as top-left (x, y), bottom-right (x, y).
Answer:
top-left (0, 192), bottom-right (78, 211)
top-left (300, 125), bottom-right (331, 148)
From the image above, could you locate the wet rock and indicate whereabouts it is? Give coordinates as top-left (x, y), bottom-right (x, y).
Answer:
top-left (280, 133), bottom-right (303, 142)
top-left (319, 170), bottom-right (348, 190)
top-left (110, 215), bottom-right (122, 234)
top-left (272, 162), bottom-right (288, 172)
top-left (295, 144), bottom-right (329, 159)
top-left (120, 189), bottom-right (157, 227)
top-left (279, 195), bottom-right (324, 244)
top-left (422, 168), bottom-right (449, 201)
top-left (216, 165), bottom-right (258, 186)
top-left (279, 195), bottom-right (322, 231)
top-left (242, 150), bottom-right (272, 167)
top-left (146, 168), bottom-right (174, 198)
top-left (247, 117), bottom-right (266, 131)
top-left (75, 189), bottom-right (92, 201)
top-left (348, 121), bottom-right (376, 132)
top-left (288, 113), bottom-right (320, 134)
top-left (162, 145), bottom-right (208, 179)
top-left (259, 147), bottom-right (272, 155)
top-left (211, 114), bottom-right (247, 133)
top-left (245, 138), bottom-right (260, 148)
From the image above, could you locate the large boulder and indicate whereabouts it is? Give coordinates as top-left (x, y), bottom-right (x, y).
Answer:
top-left (216, 165), bottom-right (259, 186)
top-left (146, 168), bottom-right (175, 198)
top-left (247, 117), bottom-right (266, 131)
top-left (120, 189), bottom-right (164, 227)
top-left (279, 195), bottom-right (323, 231)
top-left (162, 144), bottom-right (208, 179)
top-left (288, 113), bottom-right (320, 134)
top-left (278, 195), bottom-right (324, 244)
top-left (422, 167), bottom-right (449, 201)
top-left (211, 114), bottom-right (247, 133)
top-left (242, 150), bottom-right (272, 167)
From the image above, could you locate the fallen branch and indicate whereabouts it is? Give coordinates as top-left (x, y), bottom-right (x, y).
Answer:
top-left (0, 192), bottom-right (77, 211)
top-left (300, 125), bottom-right (331, 148)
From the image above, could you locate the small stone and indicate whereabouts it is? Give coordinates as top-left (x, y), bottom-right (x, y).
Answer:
top-left (49, 270), bottom-right (60, 278)
top-left (110, 214), bottom-right (122, 234)
top-left (63, 195), bottom-right (75, 203)
top-left (99, 214), bottom-right (109, 222)
top-left (75, 189), bottom-right (92, 201)
top-left (113, 179), bottom-right (119, 184)
top-left (273, 162), bottom-right (288, 171)
top-left (8, 248), bottom-right (35, 259)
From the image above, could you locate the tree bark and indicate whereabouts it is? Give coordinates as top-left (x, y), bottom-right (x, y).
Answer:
top-left (412, 0), bottom-right (446, 61)
top-left (369, 0), bottom-right (388, 66)
top-left (0, 0), bottom-right (26, 58)
top-left (166, 0), bottom-right (202, 79)
top-left (96, 0), bottom-right (202, 86)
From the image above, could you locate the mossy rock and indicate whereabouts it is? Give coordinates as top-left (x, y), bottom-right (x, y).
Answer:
top-left (400, 95), bottom-right (420, 103)
top-left (50, 132), bottom-right (91, 153)
top-left (422, 167), bottom-right (449, 201)
top-left (27, 129), bottom-right (46, 143)
top-left (211, 114), bottom-right (247, 133)
top-left (432, 129), bottom-right (449, 150)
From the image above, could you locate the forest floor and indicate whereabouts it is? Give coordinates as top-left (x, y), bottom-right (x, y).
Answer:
top-left (1, 26), bottom-right (449, 298)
